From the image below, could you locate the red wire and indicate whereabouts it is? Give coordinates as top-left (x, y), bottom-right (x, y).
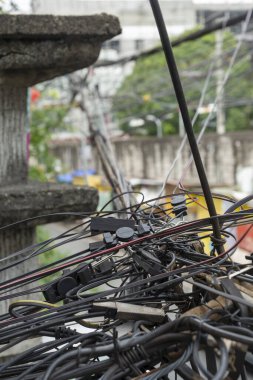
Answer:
top-left (1, 215), bottom-right (252, 292)
top-left (0, 219), bottom-right (201, 291)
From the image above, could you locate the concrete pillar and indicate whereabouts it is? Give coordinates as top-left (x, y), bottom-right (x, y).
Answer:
top-left (0, 227), bottom-right (36, 314)
top-left (0, 13), bottom-right (121, 316)
top-left (0, 87), bottom-right (28, 184)
top-left (0, 86), bottom-right (35, 316)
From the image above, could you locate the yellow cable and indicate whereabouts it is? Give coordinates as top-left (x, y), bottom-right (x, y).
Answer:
top-left (10, 299), bottom-right (57, 309)
top-left (11, 300), bottom-right (102, 329)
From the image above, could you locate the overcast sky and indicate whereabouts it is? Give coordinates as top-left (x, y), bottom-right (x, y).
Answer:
top-left (17, 0), bottom-right (30, 12)
top-left (9, 0), bottom-right (253, 13)
top-left (3, 0), bottom-right (31, 12)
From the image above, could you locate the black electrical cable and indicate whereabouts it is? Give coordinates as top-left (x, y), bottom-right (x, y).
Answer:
top-left (149, 0), bottom-right (225, 254)
top-left (95, 11), bottom-right (252, 68)
top-left (0, 209), bottom-right (251, 298)
top-left (225, 194), bottom-right (253, 214)
top-left (1, 190), bottom-right (253, 379)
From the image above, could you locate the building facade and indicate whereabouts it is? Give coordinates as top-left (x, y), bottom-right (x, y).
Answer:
top-left (31, 0), bottom-right (196, 56)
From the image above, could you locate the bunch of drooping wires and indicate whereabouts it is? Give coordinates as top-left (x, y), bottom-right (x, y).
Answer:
top-left (0, 189), bottom-right (253, 379)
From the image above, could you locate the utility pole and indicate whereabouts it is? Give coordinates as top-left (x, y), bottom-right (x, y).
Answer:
top-left (215, 30), bottom-right (226, 135)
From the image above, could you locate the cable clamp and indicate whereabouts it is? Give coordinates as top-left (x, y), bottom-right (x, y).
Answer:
top-left (93, 301), bottom-right (165, 323)
top-left (210, 234), bottom-right (226, 249)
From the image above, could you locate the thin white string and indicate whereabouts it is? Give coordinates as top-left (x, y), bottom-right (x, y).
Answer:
top-left (175, 9), bottom-right (253, 191)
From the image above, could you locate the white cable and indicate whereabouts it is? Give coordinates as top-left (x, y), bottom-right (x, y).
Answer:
top-left (175, 9), bottom-right (253, 191)
top-left (152, 60), bottom-right (215, 208)
top-left (93, 88), bottom-right (132, 210)
top-left (153, 10), bottom-right (252, 203)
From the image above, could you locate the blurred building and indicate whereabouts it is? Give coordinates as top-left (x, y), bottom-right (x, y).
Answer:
top-left (31, 0), bottom-right (252, 95)
top-left (31, 0), bottom-right (196, 138)
top-left (30, 0), bottom-right (253, 173)
top-left (31, 0), bottom-right (196, 56)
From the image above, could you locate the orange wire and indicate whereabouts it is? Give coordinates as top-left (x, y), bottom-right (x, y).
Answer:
top-left (179, 182), bottom-right (209, 212)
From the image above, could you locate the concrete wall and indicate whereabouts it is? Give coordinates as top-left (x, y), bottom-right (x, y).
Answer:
top-left (109, 132), bottom-right (253, 187)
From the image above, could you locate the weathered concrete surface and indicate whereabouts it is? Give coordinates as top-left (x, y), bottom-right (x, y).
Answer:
top-left (0, 87), bottom-right (28, 184)
top-left (0, 182), bottom-right (98, 316)
top-left (95, 131), bottom-right (253, 187)
top-left (0, 14), bottom-right (121, 86)
top-left (0, 14), bottom-right (121, 39)
top-left (0, 12), bottom-right (114, 318)
top-left (0, 13), bottom-right (121, 183)
top-left (0, 183), bottom-right (98, 225)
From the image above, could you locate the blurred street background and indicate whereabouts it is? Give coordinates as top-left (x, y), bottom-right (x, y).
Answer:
top-left (2, 0), bottom-right (253, 255)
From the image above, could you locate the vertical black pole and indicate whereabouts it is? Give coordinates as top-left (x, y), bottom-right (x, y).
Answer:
top-left (149, 0), bottom-right (224, 254)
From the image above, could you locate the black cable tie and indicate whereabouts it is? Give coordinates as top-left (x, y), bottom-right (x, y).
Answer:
top-left (210, 234), bottom-right (226, 248)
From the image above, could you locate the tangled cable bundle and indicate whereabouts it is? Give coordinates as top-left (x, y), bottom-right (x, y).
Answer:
top-left (1, 1), bottom-right (253, 378)
top-left (0, 191), bottom-right (253, 379)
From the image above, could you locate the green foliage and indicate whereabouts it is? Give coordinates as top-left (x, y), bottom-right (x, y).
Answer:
top-left (36, 226), bottom-right (67, 285)
top-left (29, 105), bottom-right (71, 181)
top-left (226, 107), bottom-right (251, 131)
top-left (113, 28), bottom-right (253, 135)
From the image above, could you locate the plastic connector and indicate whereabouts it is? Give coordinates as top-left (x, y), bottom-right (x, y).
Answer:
top-left (171, 194), bottom-right (187, 217)
top-left (93, 301), bottom-right (165, 323)
top-left (89, 241), bottom-right (105, 252)
top-left (43, 264), bottom-right (95, 303)
top-left (116, 227), bottom-right (135, 242)
top-left (90, 217), bottom-right (135, 233)
top-left (43, 276), bottom-right (78, 303)
top-left (77, 265), bottom-right (95, 284)
top-left (137, 224), bottom-right (151, 237)
top-left (133, 250), bottom-right (163, 276)
top-left (103, 232), bottom-right (118, 247)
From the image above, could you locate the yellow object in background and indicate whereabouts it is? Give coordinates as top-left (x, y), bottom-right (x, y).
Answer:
top-left (164, 190), bottom-right (236, 253)
top-left (72, 176), bottom-right (86, 186)
top-left (72, 174), bottom-right (111, 192)
top-left (87, 175), bottom-right (110, 191)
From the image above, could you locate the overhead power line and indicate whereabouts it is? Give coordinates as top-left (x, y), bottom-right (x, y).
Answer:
top-left (149, 0), bottom-right (225, 254)
top-left (95, 11), bottom-right (253, 68)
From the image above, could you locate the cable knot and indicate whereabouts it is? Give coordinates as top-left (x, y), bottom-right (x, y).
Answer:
top-left (113, 341), bottom-right (149, 377)
top-left (210, 234), bottom-right (226, 249)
